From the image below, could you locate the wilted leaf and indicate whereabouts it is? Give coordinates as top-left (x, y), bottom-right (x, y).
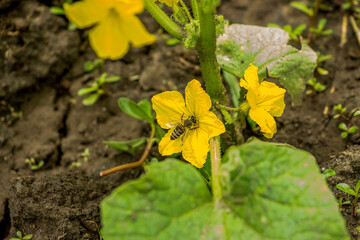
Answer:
top-left (217, 24), bottom-right (317, 105)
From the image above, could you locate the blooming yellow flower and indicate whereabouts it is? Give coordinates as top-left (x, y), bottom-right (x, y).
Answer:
top-left (240, 64), bottom-right (286, 138)
top-left (155, 0), bottom-right (179, 7)
top-left (152, 80), bottom-right (225, 168)
top-left (64, 0), bottom-right (156, 60)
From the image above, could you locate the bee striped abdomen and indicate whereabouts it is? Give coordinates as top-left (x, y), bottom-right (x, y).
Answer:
top-left (171, 125), bottom-right (185, 140)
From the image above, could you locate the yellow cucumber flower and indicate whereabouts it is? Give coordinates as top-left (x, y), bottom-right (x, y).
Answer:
top-left (64, 0), bottom-right (156, 60)
top-left (152, 80), bottom-right (225, 168)
top-left (240, 64), bottom-right (286, 138)
top-left (155, 0), bottom-right (179, 7)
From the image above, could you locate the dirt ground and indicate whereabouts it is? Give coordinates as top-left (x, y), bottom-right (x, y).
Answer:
top-left (0, 0), bottom-right (359, 239)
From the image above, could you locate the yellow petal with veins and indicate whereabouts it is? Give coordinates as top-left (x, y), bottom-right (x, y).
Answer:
top-left (182, 128), bottom-right (210, 168)
top-left (158, 129), bottom-right (182, 156)
top-left (89, 9), bottom-right (129, 60)
top-left (257, 81), bottom-right (286, 117)
top-left (152, 91), bottom-right (188, 129)
top-left (199, 112), bottom-right (226, 138)
top-left (249, 108), bottom-right (277, 138)
top-left (185, 80), bottom-right (212, 118)
top-left (64, 0), bottom-right (108, 29)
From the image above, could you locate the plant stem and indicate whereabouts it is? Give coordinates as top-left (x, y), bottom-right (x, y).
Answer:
top-left (216, 104), bottom-right (241, 112)
top-left (307, 0), bottom-right (323, 43)
top-left (143, 0), bottom-right (185, 41)
top-left (190, 0), bottom-right (199, 20)
top-left (196, 5), bottom-right (227, 105)
top-left (210, 136), bottom-right (222, 202)
top-left (353, 195), bottom-right (358, 216)
top-left (100, 127), bottom-right (155, 176)
top-left (179, 0), bottom-right (193, 22)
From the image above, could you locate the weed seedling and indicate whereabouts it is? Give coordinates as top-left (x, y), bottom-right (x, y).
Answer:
top-left (79, 148), bottom-right (90, 162)
top-left (338, 197), bottom-right (351, 211)
top-left (25, 157), bottom-right (44, 171)
top-left (338, 122), bottom-right (358, 139)
top-left (78, 73), bottom-right (120, 106)
top-left (316, 53), bottom-right (331, 75)
top-left (306, 78), bottom-right (326, 95)
top-left (290, 1), bottom-right (314, 17)
top-left (333, 104), bottom-right (348, 119)
top-left (83, 59), bottom-right (104, 73)
top-left (50, 0), bottom-right (76, 30)
top-left (337, 179), bottom-right (360, 216)
top-left (10, 231), bottom-right (33, 240)
top-left (322, 168), bottom-right (336, 179)
top-left (267, 23), bottom-right (307, 41)
top-left (310, 18), bottom-right (333, 37)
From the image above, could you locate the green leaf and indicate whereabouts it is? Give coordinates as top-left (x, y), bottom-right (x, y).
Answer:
top-left (341, 132), bottom-right (348, 139)
top-left (223, 70), bottom-right (240, 107)
top-left (343, 200), bottom-right (351, 205)
top-left (83, 61), bottom-right (94, 72)
top-left (101, 142), bottom-right (349, 240)
top-left (293, 24), bottom-right (307, 35)
top-left (78, 87), bottom-right (97, 96)
top-left (337, 183), bottom-right (356, 196)
top-left (218, 24), bottom-right (317, 105)
top-left (16, 231), bottom-right (22, 238)
top-left (290, 1), bottom-right (313, 16)
top-left (323, 169), bottom-right (336, 179)
top-left (50, 6), bottom-right (65, 15)
top-left (82, 93), bottom-right (101, 106)
top-left (338, 122), bottom-right (348, 131)
top-left (23, 234), bottom-right (33, 240)
top-left (353, 110), bottom-right (360, 116)
top-left (105, 76), bottom-right (121, 83)
top-left (137, 100), bottom-right (152, 119)
top-left (356, 180), bottom-right (360, 193)
top-left (267, 23), bottom-right (281, 28)
top-left (103, 137), bottom-right (147, 155)
top-left (317, 67), bottom-right (329, 76)
top-left (155, 124), bottom-right (166, 140)
top-left (348, 126), bottom-right (358, 134)
top-left (118, 97), bottom-right (153, 124)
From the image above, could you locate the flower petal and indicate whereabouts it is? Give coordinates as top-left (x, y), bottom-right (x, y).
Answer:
top-left (64, 0), bottom-right (108, 29)
top-left (182, 128), bottom-right (210, 168)
top-left (159, 129), bottom-right (182, 156)
top-left (240, 63), bottom-right (259, 90)
top-left (185, 80), bottom-right (212, 117)
top-left (89, 10), bottom-right (129, 60)
top-left (257, 81), bottom-right (286, 117)
top-left (249, 108), bottom-right (277, 138)
top-left (152, 91), bottom-right (187, 129)
top-left (123, 15), bottom-right (156, 48)
top-left (199, 112), bottom-right (225, 138)
top-left (114, 0), bottom-right (144, 15)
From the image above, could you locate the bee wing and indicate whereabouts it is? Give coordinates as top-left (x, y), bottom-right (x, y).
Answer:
top-left (165, 120), bottom-right (181, 128)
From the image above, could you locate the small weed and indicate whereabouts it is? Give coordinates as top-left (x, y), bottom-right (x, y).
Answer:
top-left (267, 23), bottom-right (307, 41)
top-left (322, 168), bottom-right (336, 179)
top-left (316, 53), bottom-right (331, 75)
top-left (338, 197), bottom-right (351, 211)
top-left (69, 148), bottom-right (91, 169)
top-left (84, 59), bottom-right (104, 73)
top-left (306, 78), bottom-right (326, 95)
top-left (10, 231), bottom-right (33, 240)
top-left (78, 73), bottom-right (120, 106)
top-left (25, 157), bottom-right (44, 171)
top-left (338, 122), bottom-right (358, 139)
top-left (290, 1), bottom-right (314, 17)
top-left (50, 0), bottom-right (76, 30)
top-left (310, 18), bottom-right (333, 37)
top-left (337, 179), bottom-right (360, 216)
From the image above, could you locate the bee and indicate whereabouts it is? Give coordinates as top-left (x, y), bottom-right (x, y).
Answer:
top-left (170, 115), bottom-right (198, 140)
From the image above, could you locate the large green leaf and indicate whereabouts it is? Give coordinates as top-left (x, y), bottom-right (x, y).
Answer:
top-left (217, 24), bottom-right (317, 105)
top-left (101, 142), bottom-right (349, 240)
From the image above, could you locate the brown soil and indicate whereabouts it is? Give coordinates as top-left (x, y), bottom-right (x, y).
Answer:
top-left (0, 0), bottom-right (359, 239)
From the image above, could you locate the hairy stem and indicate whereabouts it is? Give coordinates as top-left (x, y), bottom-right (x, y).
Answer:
top-left (210, 136), bottom-right (222, 202)
top-left (144, 0), bottom-right (185, 41)
top-left (196, 4), bottom-right (227, 105)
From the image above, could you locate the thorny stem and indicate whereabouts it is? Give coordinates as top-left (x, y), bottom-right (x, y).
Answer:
top-left (210, 136), bottom-right (222, 202)
top-left (216, 104), bottom-right (241, 112)
top-left (307, 0), bottom-right (323, 43)
top-left (100, 127), bottom-right (155, 176)
top-left (190, 0), bottom-right (199, 20)
top-left (179, 0), bottom-right (193, 22)
top-left (144, 0), bottom-right (185, 41)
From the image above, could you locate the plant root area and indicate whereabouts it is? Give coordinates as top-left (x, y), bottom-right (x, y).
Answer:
top-left (0, 0), bottom-right (359, 239)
